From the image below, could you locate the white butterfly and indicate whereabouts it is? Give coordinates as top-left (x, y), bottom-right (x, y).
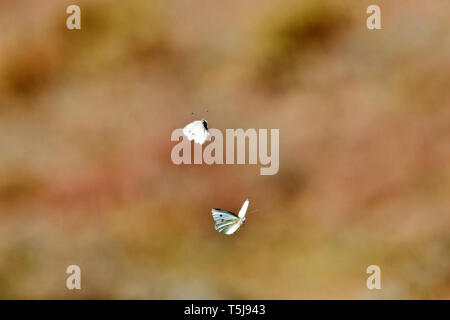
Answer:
top-left (211, 198), bottom-right (250, 235)
top-left (183, 119), bottom-right (210, 144)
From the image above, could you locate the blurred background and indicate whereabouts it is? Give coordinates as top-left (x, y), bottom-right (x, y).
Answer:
top-left (0, 0), bottom-right (449, 299)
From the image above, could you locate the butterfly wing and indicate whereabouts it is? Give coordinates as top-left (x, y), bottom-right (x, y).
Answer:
top-left (212, 208), bottom-right (238, 221)
top-left (183, 120), bottom-right (202, 141)
top-left (194, 122), bottom-right (209, 144)
top-left (183, 120), bottom-right (210, 144)
top-left (216, 219), bottom-right (242, 235)
top-left (211, 209), bottom-right (242, 235)
top-left (238, 198), bottom-right (250, 218)
top-left (193, 124), bottom-right (209, 144)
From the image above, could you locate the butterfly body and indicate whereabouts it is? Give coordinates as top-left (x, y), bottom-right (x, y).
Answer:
top-left (211, 199), bottom-right (249, 235)
top-left (183, 119), bottom-right (210, 144)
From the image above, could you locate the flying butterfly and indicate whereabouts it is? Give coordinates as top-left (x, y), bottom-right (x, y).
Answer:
top-left (183, 118), bottom-right (210, 145)
top-left (211, 198), bottom-right (250, 235)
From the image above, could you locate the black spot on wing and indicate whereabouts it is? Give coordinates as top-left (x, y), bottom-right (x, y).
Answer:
top-left (212, 209), bottom-right (238, 217)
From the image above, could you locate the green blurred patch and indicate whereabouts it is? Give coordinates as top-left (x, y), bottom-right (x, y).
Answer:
top-left (253, 0), bottom-right (351, 90)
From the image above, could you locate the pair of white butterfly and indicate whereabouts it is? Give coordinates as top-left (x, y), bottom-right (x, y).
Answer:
top-left (183, 119), bottom-right (251, 235)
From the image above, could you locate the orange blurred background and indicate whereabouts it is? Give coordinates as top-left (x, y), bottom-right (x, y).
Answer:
top-left (0, 0), bottom-right (449, 298)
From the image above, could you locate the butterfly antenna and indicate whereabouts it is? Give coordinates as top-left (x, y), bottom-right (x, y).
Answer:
top-left (191, 112), bottom-right (202, 120)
